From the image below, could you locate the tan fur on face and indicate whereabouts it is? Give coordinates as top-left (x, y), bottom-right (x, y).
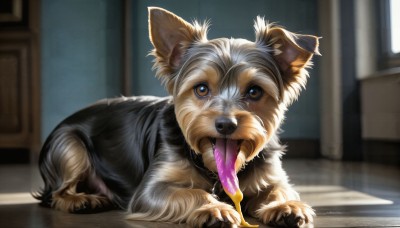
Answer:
top-left (174, 61), bottom-right (285, 172)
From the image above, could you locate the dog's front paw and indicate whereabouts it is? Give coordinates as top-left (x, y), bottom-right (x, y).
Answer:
top-left (187, 202), bottom-right (241, 227)
top-left (256, 200), bottom-right (315, 227)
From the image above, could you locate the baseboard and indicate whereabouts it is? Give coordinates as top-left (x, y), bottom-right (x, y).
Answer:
top-left (281, 139), bottom-right (320, 159)
top-left (363, 140), bottom-right (400, 166)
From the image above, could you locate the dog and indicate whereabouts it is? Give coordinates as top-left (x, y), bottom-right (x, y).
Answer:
top-left (35, 7), bottom-right (319, 227)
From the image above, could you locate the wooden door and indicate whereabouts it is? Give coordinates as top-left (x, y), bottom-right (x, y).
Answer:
top-left (0, 0), bottom-right (41, 154)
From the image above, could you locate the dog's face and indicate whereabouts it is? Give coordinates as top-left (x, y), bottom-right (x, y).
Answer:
top-left (173, 38), bottom-right (280, 172)
top-left (148, 8), bottom-right (319, 177)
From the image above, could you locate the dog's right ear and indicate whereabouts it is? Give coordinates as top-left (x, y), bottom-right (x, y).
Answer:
top-left (148, 7), bottom-right (207, 93)
top-left (149, 7), bottom-right (195, 69)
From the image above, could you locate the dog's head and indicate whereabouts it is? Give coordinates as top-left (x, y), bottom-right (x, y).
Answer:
top-left (148, 7), bottom-right (319, 193)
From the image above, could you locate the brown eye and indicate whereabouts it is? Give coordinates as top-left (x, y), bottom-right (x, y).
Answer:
top-left (246, 85), bottom-right (263, 101)
top-left (194, 83), bottom-right (210, 98)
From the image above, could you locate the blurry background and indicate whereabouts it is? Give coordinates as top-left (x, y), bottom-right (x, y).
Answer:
top-left (0, 0), bottom-right (399, 165)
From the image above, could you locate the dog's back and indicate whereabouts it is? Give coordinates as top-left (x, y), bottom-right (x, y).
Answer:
top-left (35, 96), bottom-right (172, 212)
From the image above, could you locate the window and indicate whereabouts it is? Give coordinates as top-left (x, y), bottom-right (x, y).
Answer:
top-left (389, 0), bottom-right (400, 54)
top-left (378, 0), bottom-right (400, 68)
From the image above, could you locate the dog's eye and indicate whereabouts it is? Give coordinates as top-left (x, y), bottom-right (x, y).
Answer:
top-left (194, 84), bottom-right (210, 98)
top-left (246, 85), bottom-right (263, 101)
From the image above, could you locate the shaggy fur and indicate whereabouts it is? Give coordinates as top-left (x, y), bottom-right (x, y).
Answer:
top-left (35, 7), bottom-right (319, 227)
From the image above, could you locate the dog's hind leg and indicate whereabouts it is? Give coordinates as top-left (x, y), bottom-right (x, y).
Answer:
top-left (38, 127), bottom-right (111, 213)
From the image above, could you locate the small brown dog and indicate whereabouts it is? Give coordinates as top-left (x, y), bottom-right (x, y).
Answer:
top-left (35, 7), bottom-right (319, 227)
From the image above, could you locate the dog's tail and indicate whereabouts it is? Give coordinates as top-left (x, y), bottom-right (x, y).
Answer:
top-left (32, 125), bottom-right (93, 208)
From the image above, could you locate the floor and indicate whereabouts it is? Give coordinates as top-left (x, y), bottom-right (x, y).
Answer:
top-left (0, 159), bottom-right (399, 227)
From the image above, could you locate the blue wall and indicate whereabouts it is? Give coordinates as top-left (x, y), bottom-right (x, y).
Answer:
top-left (41, 0), bottom-right (320, 140)
top-left (41, 0), bottom-right (122, 139)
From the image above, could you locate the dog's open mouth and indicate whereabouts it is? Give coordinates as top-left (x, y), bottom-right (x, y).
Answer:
top-left (210, 138), bottom-right (242, 195)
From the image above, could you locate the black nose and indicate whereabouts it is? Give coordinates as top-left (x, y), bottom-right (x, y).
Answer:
top-left (215, 116), bottom-right (237, 135)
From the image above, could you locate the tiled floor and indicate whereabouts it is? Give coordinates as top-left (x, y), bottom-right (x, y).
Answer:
top-left (0, 159), bottom-right (399, 227)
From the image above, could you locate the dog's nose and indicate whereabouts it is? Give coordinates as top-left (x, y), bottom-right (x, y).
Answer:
top-left (215, 116), bottom-right (237, 135)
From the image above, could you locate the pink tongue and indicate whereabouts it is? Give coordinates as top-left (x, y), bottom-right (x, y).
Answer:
top-left (214, 138), bottom-right (239, 195)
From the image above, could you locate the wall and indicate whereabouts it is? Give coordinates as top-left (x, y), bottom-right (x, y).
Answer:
top-left (361, 73), bottom-right (400, 140)
top-left (131, 0), bottom-right (320, 139)
top-left (41, 0), bottom-right (122, 139)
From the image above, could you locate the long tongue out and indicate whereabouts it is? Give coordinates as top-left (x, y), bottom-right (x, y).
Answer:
top-left (214, 138), bottom-right (259, 227)
top-left (214, 138), bottom-right (239, 195)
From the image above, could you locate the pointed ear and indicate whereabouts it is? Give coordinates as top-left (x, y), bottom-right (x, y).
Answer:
top-left (254, 17), bottom-right (320, 103)
top-left (148, 7), bottom-right (208, 94)
top-left (268, 27), bottom-right (320, 75)
top-left (149, 7), bottom-right (199, 70)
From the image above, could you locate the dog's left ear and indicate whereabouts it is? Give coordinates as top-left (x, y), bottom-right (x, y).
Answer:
top-left (254, 17), bottom-right (320, 102)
